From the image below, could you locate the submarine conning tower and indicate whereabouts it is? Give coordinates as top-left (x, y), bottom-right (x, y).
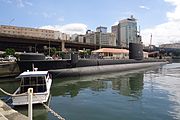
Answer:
top-left (129, 43), bottom-right (143, 60)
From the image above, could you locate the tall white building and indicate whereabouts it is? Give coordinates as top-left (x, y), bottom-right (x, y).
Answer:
top-left (111, 15), bottom-right (140, 48)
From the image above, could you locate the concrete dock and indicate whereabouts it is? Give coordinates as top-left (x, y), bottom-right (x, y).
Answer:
top-left (0, 100), bottom-right (28, 120)
top-left (0, 62), bottom-right (20, 78)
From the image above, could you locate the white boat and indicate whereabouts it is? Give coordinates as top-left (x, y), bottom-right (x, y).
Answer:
top-left (12, 69), bottom-right (52, 106)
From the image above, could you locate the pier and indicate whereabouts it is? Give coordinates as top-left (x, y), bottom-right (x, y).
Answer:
top-left (0, 100), bottom-right (28, 120)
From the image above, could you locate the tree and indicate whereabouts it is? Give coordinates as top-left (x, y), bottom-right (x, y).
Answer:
top-left (5, 48), bottom-right (15, 56)
top-left (50, 47), bottom-right (56, 56)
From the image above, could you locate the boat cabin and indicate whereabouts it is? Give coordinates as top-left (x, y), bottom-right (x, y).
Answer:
top-left (16, 71), bottom-right (51, 94)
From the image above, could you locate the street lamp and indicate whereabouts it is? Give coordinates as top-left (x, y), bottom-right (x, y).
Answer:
top-left (9, 18), bottom-right (15, 25)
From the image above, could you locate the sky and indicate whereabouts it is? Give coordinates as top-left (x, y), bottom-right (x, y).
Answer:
top-left (0, 0), bottom-right (180, 46)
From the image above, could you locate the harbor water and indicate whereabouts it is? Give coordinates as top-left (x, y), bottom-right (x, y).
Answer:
top-left (0, 62), bottom-right (180, 120)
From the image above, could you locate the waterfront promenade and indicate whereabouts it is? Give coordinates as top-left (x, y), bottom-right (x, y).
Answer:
top-left (0, 100), bottom-right (28, 120)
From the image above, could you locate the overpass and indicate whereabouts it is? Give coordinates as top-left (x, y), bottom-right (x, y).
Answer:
top-left (0, 33), bottom-right (120, 52)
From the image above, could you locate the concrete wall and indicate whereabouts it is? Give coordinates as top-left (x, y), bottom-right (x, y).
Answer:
top-left (0, 62), bottom-right (20, 77)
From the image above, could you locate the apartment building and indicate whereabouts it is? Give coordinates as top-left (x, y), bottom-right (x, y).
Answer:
top-left (159, 43), bottom-right (180, 49)
top-left (85, 31), bottom-right (116, 46)
top-left (0, 25), bottom-right (70, 41)
top-left (0, 25), bottom-right (57, 39)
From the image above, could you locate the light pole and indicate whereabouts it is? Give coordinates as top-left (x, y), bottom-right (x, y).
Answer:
top-left (49, 40), bottom-right (51, 56)
top-left (9, 18), bottom-right (15, 25)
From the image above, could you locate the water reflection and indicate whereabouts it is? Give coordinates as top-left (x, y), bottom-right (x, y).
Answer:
top-left (3, 64), bottom-right (180, 120)
top-left (15, 104), bottom-right (49, 120)
top-left (146, 63), bottom-right (180, 120)
top-left (112, 73), bottom-right (143, 97)
top-left (51, 72), bottom-right (144, 98)
top-left (0, 78), bottom-right (19, 97)
top-left (172, 58), bottom-right (180, 63)
top-left (0, 69), bottom-right (145, 120)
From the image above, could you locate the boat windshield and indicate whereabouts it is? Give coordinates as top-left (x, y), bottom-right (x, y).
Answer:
top-left (20, 76), bottom-right (47, 93)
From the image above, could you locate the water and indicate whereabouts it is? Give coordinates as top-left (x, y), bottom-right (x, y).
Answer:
top-left (1, 62), bottom-right (180, 120)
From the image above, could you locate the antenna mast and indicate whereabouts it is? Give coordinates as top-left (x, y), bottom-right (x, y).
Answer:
top-left (139, 26), bottom-right (140, 36)
top-left (150, 33), bottom-right (152, 46)
top-left (149, 33), bottom-right (152, 51)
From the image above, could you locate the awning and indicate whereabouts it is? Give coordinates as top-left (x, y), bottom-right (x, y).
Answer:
top-left (92, 48), bottom-right (129, 54)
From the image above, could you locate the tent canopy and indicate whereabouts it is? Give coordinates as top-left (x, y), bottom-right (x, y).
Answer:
top-left (92, 48), bottom-right (129, 54)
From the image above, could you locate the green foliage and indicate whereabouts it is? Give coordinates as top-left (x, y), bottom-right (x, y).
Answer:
top-left (50, 47), bottom-right (56, 56)
top-left (86, 49), bottom-right (91, 55)
top-left (4, 48), bottom-right (15, 56)
top-left (57, 51), bottom-right (65, 58)
top-left (79, 49), bottom-right (91, 58)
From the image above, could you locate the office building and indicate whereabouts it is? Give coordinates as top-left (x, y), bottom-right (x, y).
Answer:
top-left (85, 32), bottom-right (96, 44)
top-left (85, 31), bottom-right (116, 46)
top-left (111, 15), bottom-right (141, 48)
top-left (96, 26), bottom-right (107, 33)
top-left (70, 34), bottom-right (85, 43)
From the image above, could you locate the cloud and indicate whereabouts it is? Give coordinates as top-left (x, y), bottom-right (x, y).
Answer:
top-left (112, 21), bottom-right (119, 26)
top-left (40, 23), bottom-right (88, 35)
top-left (0, 0), bottom-right (12, 4)
top-left (42, 12), bottom-right (57, 18)
top-left (0, 0), bottom-right (32, 7)
top-left (24, 1), bottom-right (32, 6)
top-left (16, 0), bottom-right (24, 7)
top-left (58, 17), bottom-right (65, 22)
top-left (141, 0), bottom-right (180, 46)
top-left (139, 5), bottom-right (150, 10)
top-left (3, 0), bottom-right (12, 4)
top-left (16, 0), bottom-right (32, 7)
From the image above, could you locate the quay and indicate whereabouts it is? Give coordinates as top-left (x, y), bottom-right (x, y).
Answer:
top-left (0, 100), bottom-right (28, 120)
top-left (0, 62), bottom-right (19, 78)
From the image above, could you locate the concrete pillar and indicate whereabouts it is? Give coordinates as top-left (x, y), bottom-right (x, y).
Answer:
top-left (61, 40), bottom-right (65, 52)
top-left (28, 88), bottom-right (33, 120)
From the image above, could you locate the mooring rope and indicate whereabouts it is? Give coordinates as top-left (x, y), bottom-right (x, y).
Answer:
top-left (0, 88), bottom-right (27, 97)
top-left (33, 94), bottom-right (65, 120)
top-left (0, 87), bottom-right (65, 120)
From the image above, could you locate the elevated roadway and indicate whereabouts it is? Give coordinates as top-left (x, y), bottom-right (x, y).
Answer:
top-left (0, 33), bottom-right (120, 52)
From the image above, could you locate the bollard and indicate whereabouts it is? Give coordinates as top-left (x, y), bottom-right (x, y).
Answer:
top-left (28, 88), bottom-right (33, 120)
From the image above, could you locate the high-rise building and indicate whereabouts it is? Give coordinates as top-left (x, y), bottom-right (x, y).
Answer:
top-left (96, 26), bottom-right (107, 33)
top-left (111, 25), bottom-right (120, 46)
top-left (111, 15), bottom-right (140, 48)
